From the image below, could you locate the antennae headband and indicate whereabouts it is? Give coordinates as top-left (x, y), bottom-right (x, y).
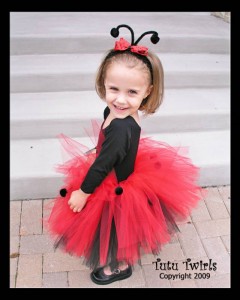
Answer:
top-left (110, 24), bottom-right (160, 56)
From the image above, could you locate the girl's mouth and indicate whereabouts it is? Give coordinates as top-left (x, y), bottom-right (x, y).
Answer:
top-left (114, 105), bottom-right (127, 111)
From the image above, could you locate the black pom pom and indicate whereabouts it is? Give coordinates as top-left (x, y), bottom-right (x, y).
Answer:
top-left (151, 34), bottom-right (160, 44)
top-left (110, 27), bottom-right (119, 38)
top-left (60, 188), bottom-right (67, 197)
top-left (115, 186), bottom-right (123, 195)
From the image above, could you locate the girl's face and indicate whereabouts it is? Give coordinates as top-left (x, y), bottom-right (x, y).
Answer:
top-left (104, 62), bottom-right (152, 120)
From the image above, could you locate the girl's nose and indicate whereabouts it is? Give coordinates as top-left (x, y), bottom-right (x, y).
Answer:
top-left (115, 94), bottom-right (126, 104)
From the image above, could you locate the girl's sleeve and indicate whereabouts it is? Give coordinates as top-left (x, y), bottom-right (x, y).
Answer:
top-left (80, 119), bottom-right (131, 194)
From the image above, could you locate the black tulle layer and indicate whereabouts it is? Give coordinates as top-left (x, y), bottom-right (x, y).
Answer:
top-left (53, 201), bottom-right (180, 270)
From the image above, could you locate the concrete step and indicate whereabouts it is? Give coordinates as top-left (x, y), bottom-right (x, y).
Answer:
top-left (10, 52), bottom-right (230, 93)
top-left (10, 12), bottom-right (230, 54)
top-left (10, 130), bottom-right (230, 200)
top-left (10, 12), bottom-right (231, 201)
top-left (10, 88), bottom-right (230, 139)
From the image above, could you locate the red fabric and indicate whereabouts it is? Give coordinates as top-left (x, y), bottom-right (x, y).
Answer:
top-left (45, 132), bottom-right (203, 266)
top-left (114, 38), bottom-right (148, 56)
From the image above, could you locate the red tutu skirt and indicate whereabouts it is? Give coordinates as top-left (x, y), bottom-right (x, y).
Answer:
top-left (45, 126), bottom-right (203, 270)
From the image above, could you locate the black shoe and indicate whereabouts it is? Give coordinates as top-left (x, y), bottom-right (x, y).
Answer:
top-left (90, 266), bottom-right (132, 285)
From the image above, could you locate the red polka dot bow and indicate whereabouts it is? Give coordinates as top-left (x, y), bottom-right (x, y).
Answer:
top-left (114, 38), bottom-right (148, 56)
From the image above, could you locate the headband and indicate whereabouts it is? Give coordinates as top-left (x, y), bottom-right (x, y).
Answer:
top-left (106, 24), bottom-right (160, 82)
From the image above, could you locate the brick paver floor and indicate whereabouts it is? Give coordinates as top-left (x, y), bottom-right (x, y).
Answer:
top-left (10, 185), bottom-right (230, 288)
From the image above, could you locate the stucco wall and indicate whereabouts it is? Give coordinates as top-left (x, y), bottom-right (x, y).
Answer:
top-left (211, 12), bottom-right (230, 23)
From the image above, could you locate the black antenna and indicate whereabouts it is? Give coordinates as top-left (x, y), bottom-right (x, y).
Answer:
top-left (110, 24), bottom-right (160, 46)
top-left (110, 24), bottom-right (134, 45)
top-left (134, 31), bottom-right (160, 45)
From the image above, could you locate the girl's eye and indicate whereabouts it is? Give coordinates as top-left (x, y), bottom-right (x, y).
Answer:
top-left (110, 87), bottom-right (118, 91)
top-left (129, 90), bottom-right (137, 94)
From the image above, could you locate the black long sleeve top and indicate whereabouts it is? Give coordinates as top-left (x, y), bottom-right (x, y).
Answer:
top-left (80, 107), bottom-right (141, 194)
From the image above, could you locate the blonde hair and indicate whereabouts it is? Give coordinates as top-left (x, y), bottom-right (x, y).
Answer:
top-left (95, 50), bottom-right (164, 115)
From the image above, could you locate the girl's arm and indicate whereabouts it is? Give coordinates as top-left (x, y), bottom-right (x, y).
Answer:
top-left (68, 118), bottom-right (131, 212)
top-left (80, 118), bottom-right (131, 194)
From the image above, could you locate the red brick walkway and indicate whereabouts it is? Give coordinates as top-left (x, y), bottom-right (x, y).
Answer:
top-left (10, 186), bottom-right (230, 288)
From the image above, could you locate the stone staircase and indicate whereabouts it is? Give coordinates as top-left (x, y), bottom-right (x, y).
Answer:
top-left (10, 12), bottom-right (230, 200)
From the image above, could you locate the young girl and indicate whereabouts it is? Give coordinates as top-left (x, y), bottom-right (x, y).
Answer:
top-left (46, 24), bottom-right (202, 285)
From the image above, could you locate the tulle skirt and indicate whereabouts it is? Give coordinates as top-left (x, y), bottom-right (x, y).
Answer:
top-left (45, 132), bottom-right (203, 270)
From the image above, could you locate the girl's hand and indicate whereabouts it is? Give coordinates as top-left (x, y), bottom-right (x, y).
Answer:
top-left (68, 189), bottom-right (90, 213)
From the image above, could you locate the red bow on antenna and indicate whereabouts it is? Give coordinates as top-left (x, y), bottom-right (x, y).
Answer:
top-left (114, 38), bottom-right (148, 56)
